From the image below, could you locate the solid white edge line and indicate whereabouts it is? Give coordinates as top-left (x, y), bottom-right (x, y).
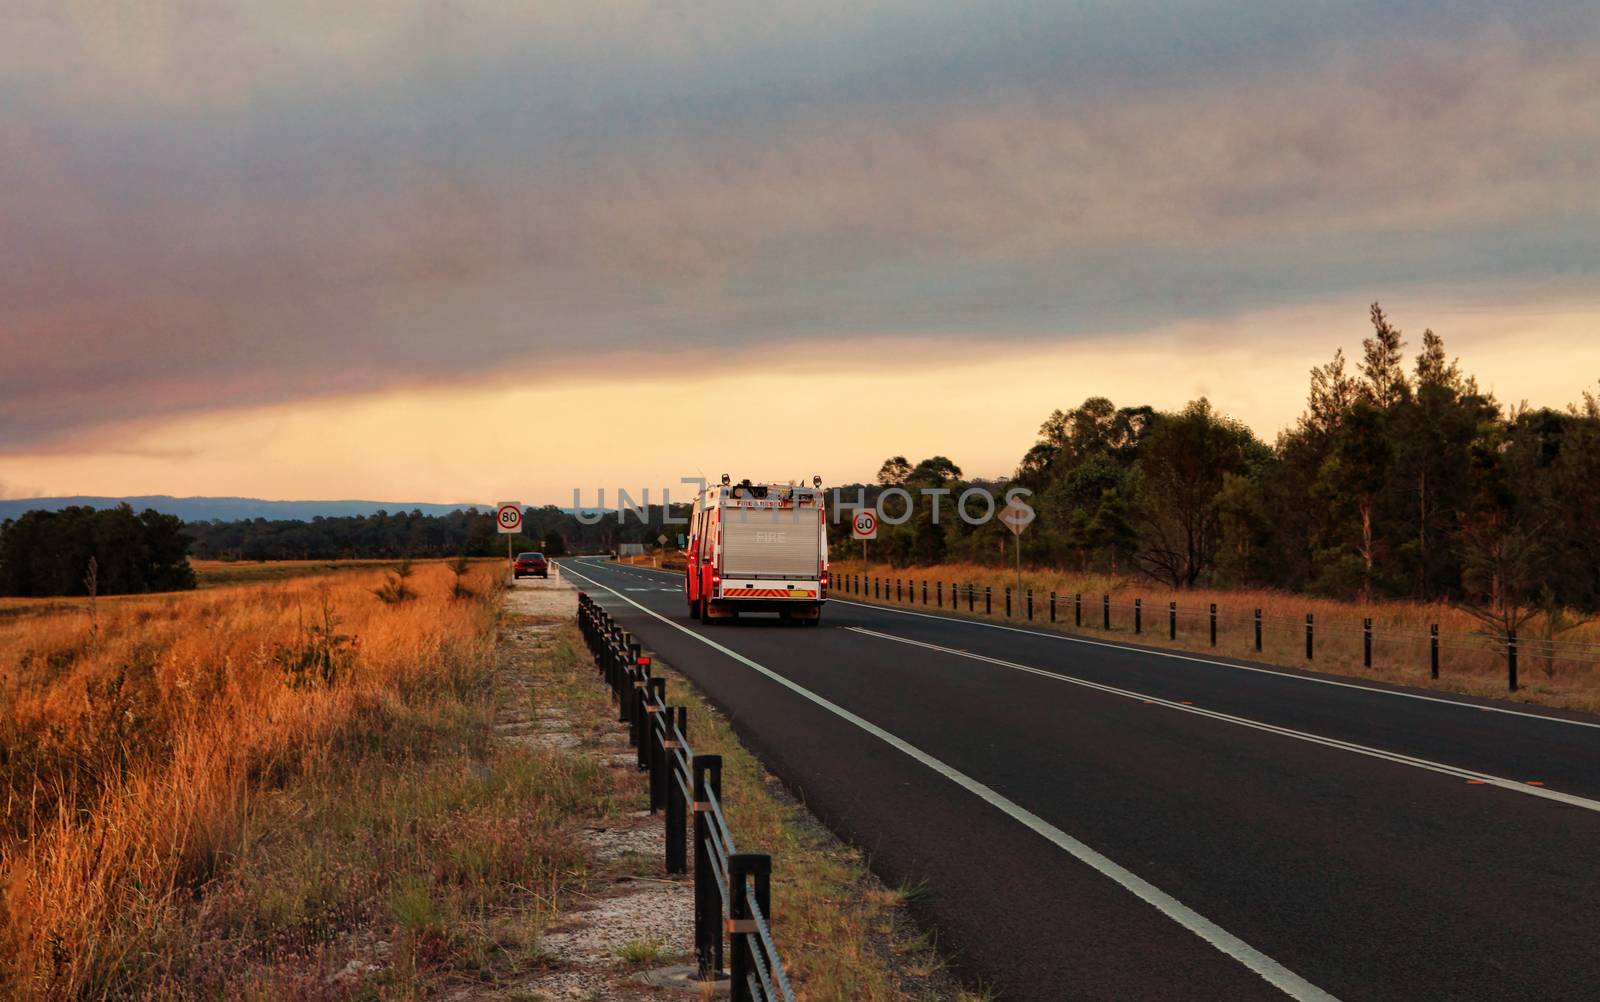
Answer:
top-left (843, 626), bottom-right (1600, 814)
top-left (823, 597), bottom-right (1600, 730)
top-left (560, 560), bottom-right (1342, 1002)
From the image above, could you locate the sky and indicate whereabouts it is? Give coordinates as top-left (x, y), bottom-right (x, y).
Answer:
top-left (1, 1), bottom-right (1597, 505)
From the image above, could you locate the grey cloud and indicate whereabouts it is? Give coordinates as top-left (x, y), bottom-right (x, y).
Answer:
top-left (2, 1), bottom-right (1598, 448)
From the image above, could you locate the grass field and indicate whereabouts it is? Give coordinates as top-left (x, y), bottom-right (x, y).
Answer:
top-left (830, 560), bottom-right (1600, 714)
top-left (0, 560), bottom-right (568, 999)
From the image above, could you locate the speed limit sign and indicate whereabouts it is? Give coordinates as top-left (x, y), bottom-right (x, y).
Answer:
top-left (851, 509), bottom-right (878, 540)
top-left (496, 502), bottom-right (523, 534)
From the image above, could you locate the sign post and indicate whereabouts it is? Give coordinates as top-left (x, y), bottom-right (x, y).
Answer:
top-left (851, 508), bottom-right (878, 572)
top-left (998, 497), bottom-right (1035, 603)
top-left (656, 532), bottom-right (668, 568)
top-left (497, 502), bottom-right (523, 580)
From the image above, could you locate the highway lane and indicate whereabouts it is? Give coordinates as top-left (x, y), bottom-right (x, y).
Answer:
top-left (560, 557), bottom-right (1600, 1001)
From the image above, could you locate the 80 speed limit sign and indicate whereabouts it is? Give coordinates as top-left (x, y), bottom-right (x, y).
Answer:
top-left (851, 508), bottom-right (878, 540)
top-left (496, 502), bottom-right (523, 534)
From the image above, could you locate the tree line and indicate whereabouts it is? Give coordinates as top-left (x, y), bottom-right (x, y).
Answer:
top-left (854, 304), bottom-right (1600, 622)
top-left (0, 505), bottom-right (195, 597)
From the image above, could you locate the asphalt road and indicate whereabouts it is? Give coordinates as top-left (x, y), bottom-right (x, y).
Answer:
top-left (559, 557), bottom-right (1600, 1001)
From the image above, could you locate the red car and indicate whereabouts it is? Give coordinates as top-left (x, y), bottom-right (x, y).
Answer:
top-left (513, 552), bottom-right (549, 579)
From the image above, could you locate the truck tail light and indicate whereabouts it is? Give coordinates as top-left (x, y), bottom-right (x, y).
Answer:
top-left (820, 569), bottom-right (830, 597)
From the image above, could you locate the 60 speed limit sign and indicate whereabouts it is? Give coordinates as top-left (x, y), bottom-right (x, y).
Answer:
top-left (496, 502), bottom-right (523, 534)
top-left (851, 509), bottom-right (878, 540)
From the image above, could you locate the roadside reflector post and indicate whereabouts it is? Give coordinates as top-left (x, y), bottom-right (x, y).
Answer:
top-left (693, 754), bottom-right (724, 979)
top-left (1363, 618), bottom-right (1373, 668)
top-left (1305, 614), bottom-right (1314, 660)
top-left (1430, 624), bottom-right (1440, 678)
top-left (937, 581), bottom-right (943, 607)
top-left (1507, 631), bottom-right (1518, 692)
top-left (1169, 602), bottom-right (1177, 640)
top-left (1075, 593), bottom-right (1082, 627)
top-left (896, 578), bottom-right (902, 602)
top-left (922, 580), bottom-right (928, 605)
top-left (727, 853), bottom-right (773, 1002)
top-left (1103, 594), bottom-right (1111, 631)
top-left (1050, 591), bottom-right (1057, 623)
top-left (968, 584), bottom-right (975, 612)
top-left (1134, 598), bottom-right (1142, 634)
top-left (1209, 603), bottom-right (1217, 647)
top-left (1027, 589), bottom-right (1033, 621)
top-left (666, 706), bottom-right (688, 874)
top-left (647, 677), bottom-right (668, 807)
top-left (985, 587), bottom-right (992, 615)
top-left (1005, 587), bottom-right (1012, 618)
top-left (1254, 609), bottom-right (1263, 652)
top-left (875, 577), bottom-right (880, 599)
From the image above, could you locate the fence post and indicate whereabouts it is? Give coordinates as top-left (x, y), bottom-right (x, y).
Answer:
top-left (968, 584), bottom-right (974, 612)
top-left (1209, 603), bottom-right (1217, 647)
top-left (727, 853), bottom-right (773, 1002)
top-left (1050, 591), bottom-right (1057, 623)
top-left (922, 580), bottom-right (928, 605)
top-left (1430, 624), bottom-right (1439, 679)
top-left (1363, 618), bottom-right (1373, 668)
top-left (666, 706), bottom-right (688, 874)
top-left (1103, 594), bottom-right (1111, 630)
top-left (1135, 598), bottom-right (1142, 634)
top-left (648, 677), bottom-right (668, 811)
top-left (693, 754), bottom-right (724, 979)
top-left (1254, 609), bottom-right (1262, 652)
top-left (1305, 614), bottom-right (1314, 660)
top-left (1027, 589), bottom-right (1033, 621)
top-left (937, 581), bottom-right (943, 607)
top-left (618, 643), bottom-right (634, 724)
top-left (635, 661), bottom-right (654, 770)
top-left (896, 578), bottom-right (902, 602)
top-left (1507, 630), bottom-right (1518, 692)
top-left (1169, 601), bottom-right (1176, 640)
top-left (985, 587), bottom-right (992, 615)
top-left (875, 577), bottom-right (880, 599)
top-left (1005, 587), bottom-right (1012, 618)
top-left (1075, 593), bottom-right (1082, 627)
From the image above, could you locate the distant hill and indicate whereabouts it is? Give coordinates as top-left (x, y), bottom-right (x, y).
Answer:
top-left (0, 496), bottom-right (493, 523)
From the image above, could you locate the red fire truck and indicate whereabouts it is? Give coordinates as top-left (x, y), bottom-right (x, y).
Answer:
top-left (685, 477), bottom-right (829, 625)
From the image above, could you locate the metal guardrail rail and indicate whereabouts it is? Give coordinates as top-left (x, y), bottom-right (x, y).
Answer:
top-left (577, 591), bottom-right (795, 1001)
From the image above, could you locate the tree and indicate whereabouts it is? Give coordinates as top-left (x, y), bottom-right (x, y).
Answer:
top-left (1131, 400), bottom-right (1264, 588)
top-left (1317, 402), bottom-right (1393, 602)
top-left (876, 456), bottom-right (912, 486)
top-left (1303, 348), bottom-right (1359, 441)
top-left (1359, 302), bottom-right (1408, 408)
top-left (0, 505), bottom-right (195, 597)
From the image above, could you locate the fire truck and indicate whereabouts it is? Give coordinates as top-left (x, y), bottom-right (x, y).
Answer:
top-left (685, 476), bottom-right (829, 625)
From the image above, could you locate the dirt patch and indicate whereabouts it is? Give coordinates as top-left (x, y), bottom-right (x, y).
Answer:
top-left (448, 576), bottom-right (696, 1002)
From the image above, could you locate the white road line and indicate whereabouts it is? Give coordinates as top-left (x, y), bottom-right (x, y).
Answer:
top-left (560, 562), bottom-right (1341, 1002)
top-left (830, 597), bottom-right (1600, 731)
top-left (845, 626), bottom-right (1600, 814)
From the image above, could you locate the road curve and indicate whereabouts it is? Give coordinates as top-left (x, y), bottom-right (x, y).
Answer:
top-left (560, 557), bottom-right (1600, 1002)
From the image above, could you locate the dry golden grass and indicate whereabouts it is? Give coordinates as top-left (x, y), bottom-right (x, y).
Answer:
top-left (616, 552), bottom-right (687, 572)
top-left (832, 560), bottom-right (1600, 714)
top-left (0, 562), bottom-right (512, 999)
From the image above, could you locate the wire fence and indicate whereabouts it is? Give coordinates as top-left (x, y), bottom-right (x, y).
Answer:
top-left (835, 572), bottom-right (1600, 694)
top-left (577, 591), bottom-right (794, 1001)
